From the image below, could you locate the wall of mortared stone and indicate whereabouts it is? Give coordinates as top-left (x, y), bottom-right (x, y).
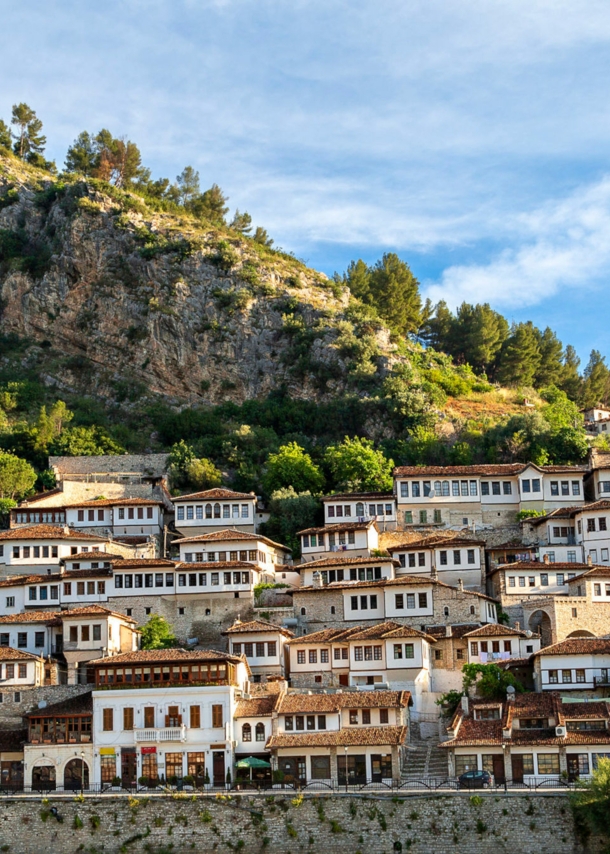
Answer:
top-left (0, 792), bottom-right (602, 854)
top-left (0, 683), bottom-right (92, 725)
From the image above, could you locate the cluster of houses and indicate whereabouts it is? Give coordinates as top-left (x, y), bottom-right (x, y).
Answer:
top-left (0, 446), bottom-right (609, 791)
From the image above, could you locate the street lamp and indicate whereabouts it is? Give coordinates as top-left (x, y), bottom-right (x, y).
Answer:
top-left (344, 746), bottom-right (348, 793)
top-left (80, 751), bottom-right (85, 796)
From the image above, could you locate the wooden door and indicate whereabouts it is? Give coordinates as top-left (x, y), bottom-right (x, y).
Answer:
top-left (213, 751), bottom-right (225, 787)
top-left (492, 754), bottom-right (505, 784)
top-left (511, 754), bottom-right (524, 784)
top-left (121, 751), bottom-right (137, 786)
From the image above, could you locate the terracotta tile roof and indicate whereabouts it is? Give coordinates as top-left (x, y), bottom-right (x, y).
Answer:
top-left (0, 525), bottom-right (107, 542)
top-left (173, 488), bottom-right (255, 501)
top-left (173, 529), bottom-right (290, 551)
top-left (322, 492), bottom-right (394, 502)
top-left (295, 575), bottom-right (497, 601)
top-left (62, 552), bottom-right (122, 562)
top-left (59, 604), bottom-right (136, 623)
top-left (62, 498), bottom-right (163, 508)
top-left (17, 488), bottom-right (63, 507)
top-left (110, 558), bottom-right (177, 568)
top-left (0, 646), bottom-right (44, 661)
top-left (558, 701), bottom-right (610, 722)
top-left (573, 565), bottom-right (610, 579)
top-left (267, 726), bottom-right (408, 749)
top-left (298, 521), bottom-right (376, 536)
top-left (299, 556), bottom-right (397, 569)
top-left (234, 695), bottom-right (280, 717)
top-left (25, 691), bottom-right (93, 717)
top-left (463, 624), bottom-right (528, 638)
top-left (489, 561), bottom-right (590, 576)
top-left (388, 537), bottom-right (484, 552)
top-left (223, 619), bottom-right (294, 638)
top-left (0, 610), bottom-right (61, 624)
top-left (533, 638), bottom-right (610, 656)
top-left (577, 500), bottom-right (610, 512)
top-left (345, 621), bottom-right (435, 643)
top-left (277, 690), bottom-right (411, 714)
top-left (426, 624), bottom-right (481, 639)
top-left (393, 464), bottom-right (586, 477)
top-left (60, 568), bottom-right (113, 579)
top-left (286, 627), bottom-right (362, 645)
top-left (87, 648), bottom-right (244, 666)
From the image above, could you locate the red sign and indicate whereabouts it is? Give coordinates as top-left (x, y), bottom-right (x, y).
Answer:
top-left (140, 747), bottom-right (157, 754)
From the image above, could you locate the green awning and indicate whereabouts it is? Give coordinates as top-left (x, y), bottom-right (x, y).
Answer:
top-left (236, 756), bottom-right (271, 769)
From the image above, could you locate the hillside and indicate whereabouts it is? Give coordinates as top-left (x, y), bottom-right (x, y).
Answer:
top-left (0, 153), bottom-right (412, 407)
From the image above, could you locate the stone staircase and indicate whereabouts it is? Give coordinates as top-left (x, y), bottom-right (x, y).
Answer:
top-left (402, 733), bottom-right (448, 781)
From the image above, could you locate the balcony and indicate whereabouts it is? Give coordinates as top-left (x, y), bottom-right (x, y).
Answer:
top-left (134, 726), bottom-right (187, 743)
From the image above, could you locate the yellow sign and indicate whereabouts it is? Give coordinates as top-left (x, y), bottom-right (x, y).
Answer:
top-left (99, 748), bottom-right (115, 755)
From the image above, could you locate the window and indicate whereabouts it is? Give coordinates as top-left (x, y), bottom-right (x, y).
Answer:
top-left (492, 482), bottom-right (501, 495)
top-left (400, 482), bottom-right (409, 497)
top-left (297, 650), bottom-right (305, 665)
top-left (349, 710), bottom-right (358, 725)
top-left (453, 550), bottom-right (461, 565)
top-left (418, 592), bottom-right (427, 608)
top-left (419, 510), bottom-right (427, 524)
top-left (434, 649), bottom-right (443, 661)
top-left (455, 755), bottom-right (478, 776)
top-left (18, 664), bottom-right (26, 678)
top-left (575, 669), bottom-right (586, 683)
top-left (354, 646), bottom-right (364, 661)
top-left (17, 633), bottom-right (27, 648)
top-left (81, 626), bottom-right (90, 642)
top-left (102, 708), bottom-right (114, 731)
top-left (467, 549), bottom-right (475, 564)
top-left (242, 723), bottom-right (252, 742)
top-left (406, 593), bottom-right (415, 609)
top-left (434, 509), bottom-right (442, 524)
top-left (600, 518), bottom-right (608, 532)
top-left (562, 670), bottom-right (572, 683)
top-left (508, 577), bottom-right (515, 587)
top-left (588, 518), bottom-right (596, 533)
top-left (481, 482), bottom-right (490, 495)
top-left (550, 481), bottom-right (559, 496)
top-left (572, 481), bottom-right (581, 495)
top-left (123, 707), bottom-right (134, 730)
top-left (309, 650), bottom-right (317, 664)
top-left (556, 573), bottom-right (565, 586)
top-left (470, 642), bottom-right (479, 656)
top-left (503, 482), bottom-right (512, 495)
top-left (537, 754), bottom-right (560, 775)
top-left (567, 551), bottom-right (577, 563)
top-left (212, 705), bottom-right (223, 728)
top-left (92, 625), bottom-right (101, 641)
top-left (255, 722), bottom-right (265, 742)
top-left (34, 631), bottom-right (44, 648)
top-left (404, 643), bottom-right (414, 659)
top-left (404, 511), bottom-right (413, 524)
top-left (541, 573), bottom-right (548, 586)
top-left (439, 551), bottom-right (447, 565)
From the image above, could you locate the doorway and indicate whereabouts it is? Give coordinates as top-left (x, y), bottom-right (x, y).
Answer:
top-left (511, 754), bottom-right (524, 784)
top-left (491, 754), bottom-right (505, 784)
top-left (121, 750), bottom-right (137, 786)
top-left (64, 758), bottom-right (89, 791)
top-left (213, 751), bottom-right (225, 786)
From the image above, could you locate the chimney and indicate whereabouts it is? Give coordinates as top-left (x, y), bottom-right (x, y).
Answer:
top-left (543, 554), bottom-right (549, 565)
top-left (312, 572), bottom-right (323, 588)
top-left (460, 695), bottom-right (469, 715)
top-left (430, 564), bottom-right (438, 580)
top-left (457, 578), bottom-right (464, 593)
top-left (515, 621), bottom-right (520, 631)
top-left (445, 625), bottom-right (452, 638)
top-left (587, 555), bottom-right (593, 566)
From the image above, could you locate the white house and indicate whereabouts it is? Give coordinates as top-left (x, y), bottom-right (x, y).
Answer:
top-left (173, 489), bottom-right (257, 536)
top-left (298, 520), bottom-right (379, 560)
top-left (298, 555), bottom-right (397, 587)
top-left (393, 463), bottom-right (586, 529)
top-left (532, 637), bottom-right (610, 693)
top-left (589, 451), bottom-right (610, 500)
top-left (173, 529), bottom-right (293, 582)
top-left (222, 618), bottom-right (294, 681)
top-left (89, 648), bottom-right (250, 787)
top-left (463, 623), bottom-right (540, 665)
top-left (267, 690), bottom-right (411, 785)
top-left (487, 560), bottom-right (591, 606)
top-left (574, 501), bottom-right (610, 565)
top-left (0, 647), bottom-right (45, 688)
top-left (234, 693), bottom-right (278, 774)
top-left (0, 525), bottom-right (109, 574)
top-left (322, 492), bottom-right (397, 530)
top-left (63, 498), bottom-right (164, 539)
top-left (388, 537), bottom-right (485, 589)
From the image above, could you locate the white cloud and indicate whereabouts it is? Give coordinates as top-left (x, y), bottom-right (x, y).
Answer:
top-left (424, 177), bottom-right (610, 309)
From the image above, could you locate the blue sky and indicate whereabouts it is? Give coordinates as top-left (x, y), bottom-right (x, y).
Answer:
top-left (2, 0), bottom-right (610, 365)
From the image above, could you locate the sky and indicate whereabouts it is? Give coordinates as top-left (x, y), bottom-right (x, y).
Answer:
top-left (2, 0), bottom-right (610, 364)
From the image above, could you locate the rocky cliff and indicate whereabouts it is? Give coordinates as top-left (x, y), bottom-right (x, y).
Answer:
top-left (0, 155), bottom-right (405, 408)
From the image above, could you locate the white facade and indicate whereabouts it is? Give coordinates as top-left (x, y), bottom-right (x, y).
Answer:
top-left (64, 500), bottom-right (163, 537)
top-left (298, 557), bottom-right (396, 587)
top-left (533, 641), bottom-right (610, 691)
top-left (173, 489), bottom-right (257, 536)
top-left (0, 649), bottom-right (44, 686)
top-left (389, 540), bottom-right (484, 589)
top-left (175, 530), bottom-right (291, 579)
top-left (464, 627), bottom-right (540, 665)
top-left (224, 619), bottom-right (293, 679)
top-left (322, 493), bottom-right (397, 529)
top-left (299, 522), bottom-right (379, 559)
top-left (0, 526), bottom-right (109, 574)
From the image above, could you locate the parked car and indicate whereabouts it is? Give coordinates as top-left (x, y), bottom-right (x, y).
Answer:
top-left (458, 770), bottom-right (492, 789)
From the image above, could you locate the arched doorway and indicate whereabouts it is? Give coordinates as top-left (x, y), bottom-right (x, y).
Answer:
top-left (567, 630), bottom-right (596, 638)
top-left (528, 610), bottom-right (553, 647)
top-left (32, 763), bottom-right (56, 792)
top-left (64, 758), bottom-right (89, 791)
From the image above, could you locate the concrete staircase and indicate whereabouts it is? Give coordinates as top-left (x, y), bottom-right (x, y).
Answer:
top-left (403, 733), bottom-right (448, 781)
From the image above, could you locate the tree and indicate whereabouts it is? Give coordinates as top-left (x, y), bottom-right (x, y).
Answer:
top-left (35, 401), bottom-right (73, 450)
top-left (453, 302), bottom-right (509, 376)
top-left (263, 442), bottom-right (324, 495)
top-left (367, 253), bottom-right (422, 337)
top-left (0, 453), bottom-right (36, 500)
top-left (65, 131), bottom-right (98, 175)
top-left (49, 426), bottom-right (124, 456)
top-left (168, 440), bottom-right (196, 490)
top-left (252, 226), bottom-right (273, 247)
top-left (176, 166), bottom-right (200, 206)
top-left (186, 457), bottom-right (222, 491)
top-left (496, 322), bottom-right (542, 387)
top-left (559, 344), bottom-right (582, 401)
top-left (325, 436), bottom-right (394, 492)
top-left (0, 120), bottom-right (11, 151)
top-left (261, 487), bottom-right (321, 556)
top-left (11, 103), bottom-right (46, 161)
top-left (582, 350), bottom-right (610, 408)
top-left (139, 614), bottom-right (176, 649)
top-left (230, 209), bottom-right (252, 235)
top-left (570, 758), bottom-right (610, 841)
top-left (461, 663), bottom-right (523, 700)
top-left (534, 327), bottom-right (564, 387)
top-left (344, 259), bottom-right (372, 302)
top-left (190, 184), bottom-right (229, 224)
top-left (421, 300), bottom-right (455, 352)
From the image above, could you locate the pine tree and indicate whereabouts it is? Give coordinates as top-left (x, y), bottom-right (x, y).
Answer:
top-left (534, 327), bottom-right (564, 387)
top-left (190, 184), bottom-right (229, 224)
top-left (231, 209), bottom-right (253, 235)
top-left (0, 120), bottom-right (11, 151)
top-left (253, 226), bottom-right (273, 247)
top-left (367, 253), bottom-right (422, 336)
top-left (65, 131), bottom-right (98, 175)
top-left (176, 166), bottom-right (200, 205)
top-left (496, 322), bottom-right (542, 387)
top-left (421, 300), bottom-right (455, 352)
top-left (558, 345), bottom-right (582, 401)
top-left (582, 350), bottom-right (610, 408)
top-left (344, 259), bottom-right (371, 302)
top-left (11, 103), bottom-right (46, 160)
top-left (454, 302), bottom-right (509, 375)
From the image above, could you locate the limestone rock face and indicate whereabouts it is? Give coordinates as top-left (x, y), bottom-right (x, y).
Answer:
top-left (0, 159), bottom-right (399, 407)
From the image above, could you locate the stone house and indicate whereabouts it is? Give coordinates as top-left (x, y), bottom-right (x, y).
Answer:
top-left (222, 618), bottom-right (294, 681)
top-left (0, 647), bottom-right (45, 689)
top-left (298, 555), bottom-right (397, 587)
top-left (173, 489), bottom-right (257, 536)
top-left (387, 536), bottom-right (485, 589)
top-left (298, 520), bottom-right (379, 560)
top-left (173, 528), bottom-right (294, 583)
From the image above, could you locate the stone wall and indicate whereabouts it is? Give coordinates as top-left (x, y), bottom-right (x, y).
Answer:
top-left (521, 596), bottom-right (610, 645)
top-left (0, 684), bottom-right (91, 725)
top-left (0, 791), bottom-right (602, 854)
